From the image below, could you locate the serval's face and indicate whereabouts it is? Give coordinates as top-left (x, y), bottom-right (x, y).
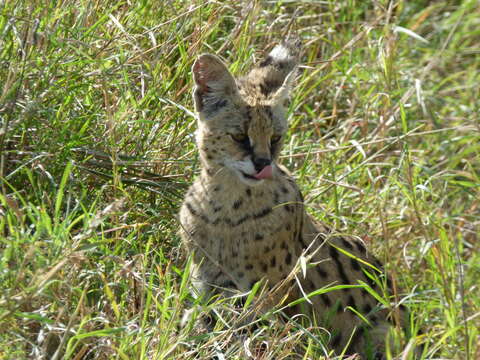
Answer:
top-left (191, 42), bottom-right (299, 186)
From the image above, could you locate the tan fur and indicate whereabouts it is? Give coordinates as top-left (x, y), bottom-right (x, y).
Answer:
top-left (180, 41), bottom-right (403, 358)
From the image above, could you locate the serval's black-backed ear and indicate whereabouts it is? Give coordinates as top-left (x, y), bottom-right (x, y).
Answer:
top-left (247, 40), bottom-right (300, 101)
top-left (192, 54), bottom-right (238, 115)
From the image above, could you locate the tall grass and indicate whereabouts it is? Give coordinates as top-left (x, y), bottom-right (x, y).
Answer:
top-left (0, 0), bottom-right (478, 359)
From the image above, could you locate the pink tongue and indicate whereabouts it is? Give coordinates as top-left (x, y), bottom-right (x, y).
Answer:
top-left (253, 165), bottom-right (273, 180)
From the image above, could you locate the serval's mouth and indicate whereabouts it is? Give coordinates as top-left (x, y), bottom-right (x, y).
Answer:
top-left (239, 165), bottom-right (273, 184)
top-left (240, 172), bottom-right (262, 181)
top-left (252, 165), bottom-right (273, 179)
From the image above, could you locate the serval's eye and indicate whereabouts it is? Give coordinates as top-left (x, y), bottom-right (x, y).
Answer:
top-left (231, 133), bottom-right (248, 143)
top-left (271, 135), bottom-right (282, 144)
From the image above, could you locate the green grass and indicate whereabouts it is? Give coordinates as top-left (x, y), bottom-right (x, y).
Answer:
top-left (1, 0), bottom-right (479, 358)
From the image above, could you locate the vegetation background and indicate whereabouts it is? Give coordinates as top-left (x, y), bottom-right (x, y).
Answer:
top-left (0, 0), bottom-right (479, 359)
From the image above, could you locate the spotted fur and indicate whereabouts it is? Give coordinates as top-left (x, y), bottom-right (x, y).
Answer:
top-left (179, 41), bottom-right (405, 357)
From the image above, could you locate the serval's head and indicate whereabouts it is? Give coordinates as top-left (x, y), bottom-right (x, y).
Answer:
top-left (192, 41), bottom-right (300, 186)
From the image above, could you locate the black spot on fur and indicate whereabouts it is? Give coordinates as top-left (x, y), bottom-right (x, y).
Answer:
top-left (280, 186), bottom-right (289, 194)
top-left (321, 294), bottom-right (331, 306)
top-left (336, 301), bottom-right (344, 313)
top-left (271, 142), bottom-right (280, 156)
top-left (316, 267), bottom-right (328, 279)
top-left (297, 188), bottom-right (304, 202)
top-left (296, 217), bottom-right (305, 246)
top-left (341, 238), bottom-right (353, 250)
top-left (220, 280), bottom-right (236, 289)
top-left (363, 303), bottom-right (372, 314)
top-left (246, 188), bottom-right (252, 197)
top-left (354, 240), bottom-right (366, 253)
top-left (273, 190), bottom-right (280, 203)
top-left (285, 252), bottom-right (292, 265)
top-left (332, 333), bottom-right (342, 348)
top-left (362, 271), bottom-right (378, 289)
top-left (259, 83), bottom-right (270, 96)
top-left (330, 246), bottom-right (351, 286)
top-left (259, 56), bottom-right (273, 67)
top-left (299, 235), bottom-right (309, 249)
top-left (245, 106), bottom-right (253, 121)
top-left (285, 223), bottom-right (292, 231)
top-left (185, 202), bottom-right (197, 216)
top-left (347, 295), bottom-right (356, 308)
top-left (305, 279), bottom-right (315, 291)
top-left (245, 264), bottom-right (254, 270)
top-left (185, 202), bottom-right (210, 223)
top-left (225, 214), bottom-right (251, 227)
top-left (250, 279), bottom-right (260, 288)
top-left (329, 245), bottom-right (339, 261)
top-left (237, 137), bottom-right (252, 152)
top-left (264, 106), bottom-right (273, 120)
top-left (351, 258), bottom-right (361, 271)
top-left (281, 241), bottom-right (287, 249)
top-left (255, 233), bottom-right (264, 241)
top-left (261, 262), bottom-right (268, 273)
top-left (253, 207), bottom-right (272, 219)
top-left (205, 98), bottom-right (228, 115)
top-left (233, 199), bottom-right (243, 210)
top-left (264, 80), bottom-right (279, 95)
top-left (270, 256), bottom-right (276, 268)
top-left (350, 329), bottom-right (363, 350)
top-left (292, 225), bottom-right (299, 244)
top-left (274, 60), bottom-right (288, 70)
top-left (212, 271), bottom-right (224, 282)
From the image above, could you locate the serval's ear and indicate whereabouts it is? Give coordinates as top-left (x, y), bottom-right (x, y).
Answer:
top-left (248, 40), bottom-right (300, 101)
top-left (270, 68), bottom-right (297, 104)
top-left (192, 54), bottom-right (238, 115)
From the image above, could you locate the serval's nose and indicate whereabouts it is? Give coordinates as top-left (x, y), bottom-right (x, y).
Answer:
top-left (253, 157), bottom-right (271, 172)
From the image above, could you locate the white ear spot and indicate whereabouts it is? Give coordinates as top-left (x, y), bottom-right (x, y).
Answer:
top-left (269, 45), bottom-right (292, 62)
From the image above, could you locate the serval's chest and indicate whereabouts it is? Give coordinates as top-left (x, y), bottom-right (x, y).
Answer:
top-left (180, 172), bottom-right (304, 288)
